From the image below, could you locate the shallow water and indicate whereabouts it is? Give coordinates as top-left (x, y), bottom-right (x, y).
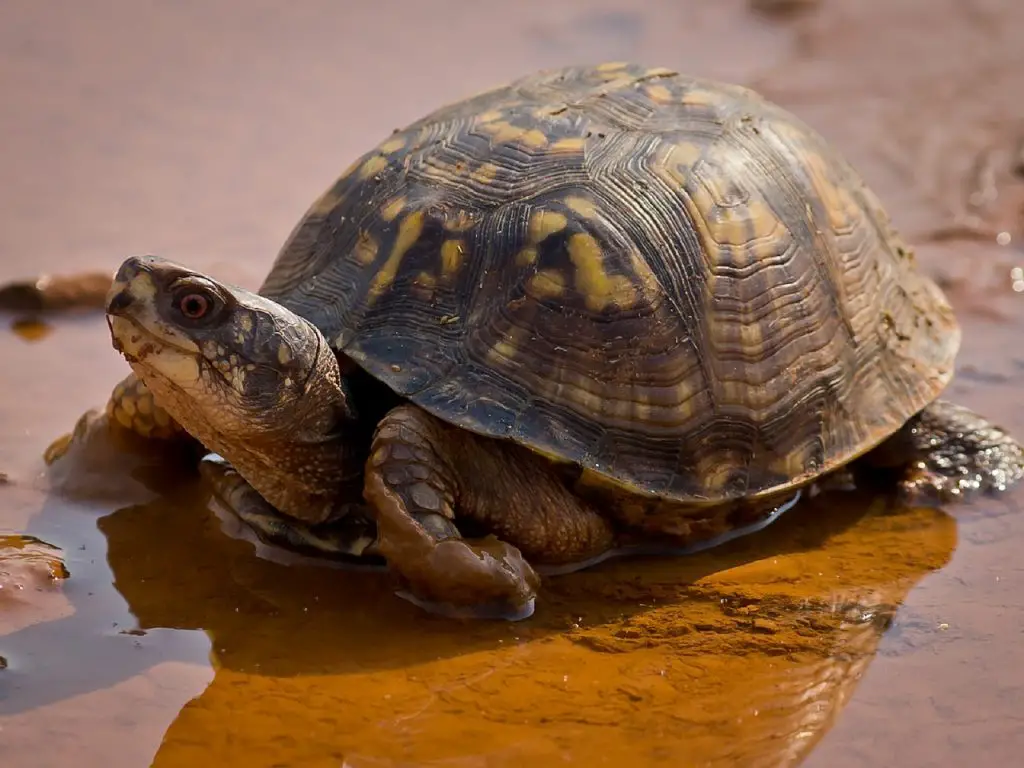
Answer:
top-left (1, 1), bottom-right (1023, 766)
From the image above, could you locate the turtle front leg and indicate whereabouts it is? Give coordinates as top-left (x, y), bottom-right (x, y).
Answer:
top-left (868, 399), bottom-right (1024, 506)
top-left (106, 373), bottom-right (186, 441)
top-left (45, 372), bottom-right (193, 468)
top-left (363, 405), bottom-right (617, 620)
top-left (198, 454), bottom-right (380, 564)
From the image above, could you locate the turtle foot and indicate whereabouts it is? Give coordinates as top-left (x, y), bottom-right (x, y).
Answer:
top-left (893, 400), bottom-right (1024, 507)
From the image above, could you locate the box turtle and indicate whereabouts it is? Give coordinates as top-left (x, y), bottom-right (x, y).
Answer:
top-left (99, 63), bottom-right (1022, 619)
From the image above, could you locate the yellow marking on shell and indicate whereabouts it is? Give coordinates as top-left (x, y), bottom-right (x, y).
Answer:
top-left (803, 150), bottom-right (859, 233)
top-left (528, 210), bottom-right (568, 243)
top-left (488, 121), bottom-right (528, 144)
top-left (239, 314), bottom-right (253, 333)
top-left (644, 67), bottom-right (677, 78)
top-left (378, 137), bottom-right (406, 154)
top-left (567, 233), bottom-right (636, 311)
top-left (354, 231), bottom-right (379, 265)
top-left (739, 321), bottom-right (764, 353)
top-left (693, 449), bottom-right (749, 494)
top-left (308, 187), bottom-right (343, 216)
top-left (519, 129), bottom-right (549, 149)
top-left (528, 444), bottom-right (575, 466)
top-left (706, 199), bottom-right (781, 248)
top-left (486, 337), bottom-right (520, 364)
top-left (526, 269), bottom-right (566, 299)
top-left (550, 137), bottom-right (587, 153)
top-left (381, 196), bottom-right (406, 222)
top-left (359, 155), bottom-right (388, 179)
top-left (415, 271), bottom-right (436, 286)
top-left (516, 247), bottom-right (538, 267)
top-left (630, 392), bottom-right (654, 425)
top-left (533, 104), bottom-right (568, 119)
top-left (558, 376), bottom-right (605, 420)
top-left (440, 239), bottom-right (464, 278)
top-left (470, 163), bottom-right (499, 184)
top-left (414, 126), bottom-right (435, 149)
top-left (670, 381), bottom-right (699, 423)
top-left (597, 61), bottom-right (629, 72)
top-left (749, 230), bottom-right (786, 264)
top-left (564, 196), bottom-right (600, 220)
top-left (681, 89), bottom-right (723, 109)
top-left (646, 85), bottom-right (673, 104)
top-left (576, 467), bottom-right (621, 491)
top-left (443, 210), bottom-right (476, 232)
top-left (477, 109), bottom-right (504, 123)
top-left (412, 271), bottom-right (437, 298)
top-left (624, 248), bottom-right (662, 306)
top-left (682, 184), bottom-right (721, 269)
top-left (277, 344), bottom-right (292, 366)
top-left (369, 211), bottom-right (425, 298)
top-left (671, 141), bottom-right (704, 173)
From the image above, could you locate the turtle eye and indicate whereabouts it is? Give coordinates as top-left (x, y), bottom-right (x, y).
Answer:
top-left (174, 291), bottom-right (212, 320)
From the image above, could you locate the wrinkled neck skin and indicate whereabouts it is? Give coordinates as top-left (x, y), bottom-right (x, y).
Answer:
top-left (228, 347), bottom-right (367, 526)
top-left (134, 344), bottom-right (367, 526)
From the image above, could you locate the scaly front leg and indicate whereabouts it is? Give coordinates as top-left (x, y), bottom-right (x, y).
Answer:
top-left (362, 405), bottom-right (618, 620)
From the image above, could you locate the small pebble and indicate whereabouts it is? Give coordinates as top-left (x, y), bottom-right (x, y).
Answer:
top-left (750, 0), bottom-right (820, 18)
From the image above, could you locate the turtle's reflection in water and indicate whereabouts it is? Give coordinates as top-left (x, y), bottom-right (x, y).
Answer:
top-left (8, 409), bottom-right (958, 767)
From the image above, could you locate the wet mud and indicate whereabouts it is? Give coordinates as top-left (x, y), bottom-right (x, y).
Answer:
top-left (2, 1), bottom-right (1023, 766)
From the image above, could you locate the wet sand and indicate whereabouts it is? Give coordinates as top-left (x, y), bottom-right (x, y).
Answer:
top-left (1, 1), bottom-right (1023, 766)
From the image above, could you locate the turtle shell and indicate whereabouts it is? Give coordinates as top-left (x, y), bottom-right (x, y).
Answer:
top-left (258, 62), bottom-right (960, 503)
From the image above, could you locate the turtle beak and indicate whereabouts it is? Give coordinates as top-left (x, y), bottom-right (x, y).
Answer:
top-left (105, 255), bottom-right (163, 318)
top-left (106, 255), bottom-right (164, 357)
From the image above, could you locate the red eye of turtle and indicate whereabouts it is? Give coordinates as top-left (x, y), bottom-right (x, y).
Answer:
top-left (177, 293), bottom-right (210, 319)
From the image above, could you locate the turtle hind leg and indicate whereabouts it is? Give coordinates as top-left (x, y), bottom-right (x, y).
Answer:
top-left (106, 373), bottom-right (186, 441)
top-left (865, 399), bottom-right (1024, 506)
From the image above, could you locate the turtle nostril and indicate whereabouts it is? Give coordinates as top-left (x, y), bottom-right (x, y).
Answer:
top-left (106, 288), bottom-right (134, 316)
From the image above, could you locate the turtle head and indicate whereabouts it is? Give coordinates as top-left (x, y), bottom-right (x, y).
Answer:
top-left (106, 255), bottom-right (359, 523)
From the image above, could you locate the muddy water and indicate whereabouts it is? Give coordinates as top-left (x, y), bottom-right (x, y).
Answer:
top-left (1, 0), bottom-right (1022, 766)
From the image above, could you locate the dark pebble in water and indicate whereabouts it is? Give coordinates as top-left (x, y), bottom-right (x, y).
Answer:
top-left (749, 0), bottom-right (820, 19)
